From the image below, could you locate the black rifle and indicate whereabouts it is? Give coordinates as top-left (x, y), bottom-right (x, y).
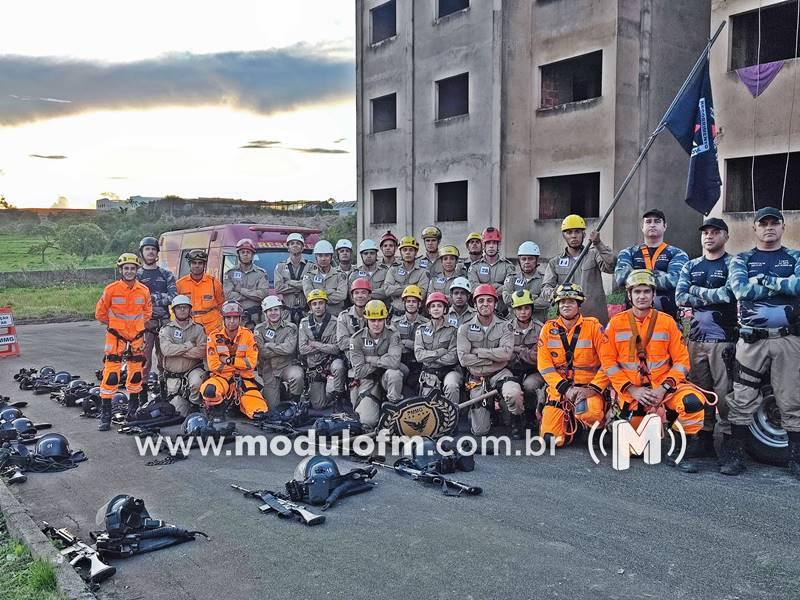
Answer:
top-left (370, 458), bottom-right (482, 497)
top-left (230, 484), bottom-right (325, 526)
top-left (41, 522), bottom-right (116, 583)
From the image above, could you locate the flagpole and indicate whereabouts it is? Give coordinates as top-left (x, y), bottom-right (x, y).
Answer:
top-left (563, 20), bottom-right (727, 284)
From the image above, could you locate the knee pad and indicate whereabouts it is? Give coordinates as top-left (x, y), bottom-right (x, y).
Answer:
top-left (129, 372), bottom-right (142, 385)
top-left (105, 372), bottom-right (119, 386)
top-left (681, 393), bottom-right (704, 414)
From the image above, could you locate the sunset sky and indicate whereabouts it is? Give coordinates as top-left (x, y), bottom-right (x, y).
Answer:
top-left (0, 1), bottom-right (356, 208)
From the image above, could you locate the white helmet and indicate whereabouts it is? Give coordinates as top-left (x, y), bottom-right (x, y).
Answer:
top-left (517, 241), bottom-right (540, 256)
top-left (261, 295), bottom-right (284, 312)
top-left (449, 277), bottom-right (472, 294)
top-left (313, 240), bottom-right (335, 255)
top-left (171, 295), bottom-right (192, 309)
top-left (286, 233), bottom-right (305, 245)
top-left (358, 239), bottom-right (379, 253)
top-left (335, 239), bottom-right (353, 251)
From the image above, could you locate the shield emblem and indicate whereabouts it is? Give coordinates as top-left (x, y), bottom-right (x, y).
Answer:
top-left (377, 389), bottom-right (459, 438)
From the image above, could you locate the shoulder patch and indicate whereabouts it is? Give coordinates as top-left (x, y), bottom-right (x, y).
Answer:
top-left (469, 323), bottom-right (481, 332)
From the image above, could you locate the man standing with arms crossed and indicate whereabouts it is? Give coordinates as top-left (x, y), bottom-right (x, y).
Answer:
top-left (274, 233), bottom-right (309, 325)
top-left (224, 238), bottom-right (268, 328)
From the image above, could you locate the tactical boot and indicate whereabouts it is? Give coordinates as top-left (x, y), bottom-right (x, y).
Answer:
top-left (698, 429), bottom-right (718, 458)
top-left (665, 434), bottom-right (701, 473)
top-left (98, 398), bottom-right (112, 431)
top-left (510, 413), bottom-right (526, 441)
top-left (125, 392), bottom-right (140, 421)
top-left (332, 391), bottom-right (355, 417)
top-left (719, 424), bottom-right (749, 476)
top-left (787, 432), bottom-right (800, 481)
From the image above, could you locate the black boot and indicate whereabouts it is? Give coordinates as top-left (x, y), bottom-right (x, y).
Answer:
top-left (332, 391), bottom-right (355, 416)
top-left (787, 432), bottom-right (800, 480)
top-left (719, 424), bottom-right (749, 476)
top-left (665, 434), bottom-right (701, 473)
top-left (98, 398), bottom-right (112, 431)
top-left (125, 392), bottom-right (140, 421)
top-left (510, 413), bottom-right (525, 441)
top-left (698, 429), bottom-right (717, 458)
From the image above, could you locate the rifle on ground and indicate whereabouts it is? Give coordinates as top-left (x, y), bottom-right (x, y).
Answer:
top-left (41, 522), bottom-right (116, 583)
top-left (369, 458), bottom-right (482, 497)
top-left (230, 484), bottom-right (325, 526)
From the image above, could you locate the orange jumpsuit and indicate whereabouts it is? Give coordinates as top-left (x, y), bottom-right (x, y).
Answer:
top-left (600, 308), bottom-right (705, 435)
top-left (537, 315), bottom-right (609, 446)
top-left (200, 326), bottom-right (268, 418)
top-left (176, 273), bottom-right (224, 334)
top-left (95, 279), bottom-right (153, 399)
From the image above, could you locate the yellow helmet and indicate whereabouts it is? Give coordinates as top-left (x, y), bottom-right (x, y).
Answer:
top-left (465, 232), bottom-right (482, 243)
top-left (552, 283), bottom-right (586, 305)
top-left (439, 245), bottom-right (460, 258)
top-left (561, 214), bottom-right (587, 231)
top-left (363, 300), bottom-right (389, 320)
top-left (116, 253), bottom-right (141, 268)
top-left (401, 285), bottom-right (424, 300)
top-left (511, 289), bottom-right (534, 308)
top-left (398, 236), bottom-right (419, 250)
top-left (421, 226), bottom-right (442, 240)
top-left (625, 269), bottom-right (656, 289)
top-left (306, 289), bottom-right (329, 304)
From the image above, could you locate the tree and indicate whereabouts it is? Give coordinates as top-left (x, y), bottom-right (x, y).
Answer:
top-left (0, 195), bottom-right (16, 210)
top-left (60, 223), bottom-right (108, 261)
top-left (27, 224), bottom-right (58, 264)
top-left (51, 196), bottom-right (69, 209)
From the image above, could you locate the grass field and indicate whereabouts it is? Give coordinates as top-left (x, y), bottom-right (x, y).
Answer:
top-left (0, 234), bottom-right (116, 272)
top-left (0, 283), bottom-right (104, 321)
top-left (0, 514), bottom-right (65, 600)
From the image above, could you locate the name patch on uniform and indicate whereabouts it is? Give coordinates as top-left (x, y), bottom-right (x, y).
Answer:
top-left (469, 324), bottom-right (481, 332)
top-left (313, 275), bottom-right (324, 284)
top-left (233, 271), bottom-right (243, 280)
top-left (448, 317), bottom-right (458, 327)
top-left (203, 294), bottom-right (213, 301)
top-left (423, 327), bottom-right (433, 336)
top-left (515, 277), bottom-right (525, 286)
top-left (173, 330), bottom-right (183, 340)
top-left (559, 258), bottom-right (570, 267)
top-left (399, 320), bottom-right (409, 329)
top-left (358, 271), bottom-right (367, 277)
top-left (479, 266), bottom-right (490, 276)
top-left (420, 259), bottom-right (430, 268)
top-left (436, 277), bottom-right (445, 284)
top-left (397, 268), bottom-right (406, 277)
top-left (364, 339), bottom-right (374, 348)
top-left (265, 330), bottom-right (276, 339)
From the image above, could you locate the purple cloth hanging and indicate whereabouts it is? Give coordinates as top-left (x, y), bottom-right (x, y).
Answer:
top-left (736, 60), bottom-right (785, 97)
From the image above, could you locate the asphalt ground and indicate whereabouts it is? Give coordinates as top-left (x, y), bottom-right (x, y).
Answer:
top-left (1, 322), bottom-right (799, 600)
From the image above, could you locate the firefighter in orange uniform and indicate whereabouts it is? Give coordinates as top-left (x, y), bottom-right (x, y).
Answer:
top-left (199, 301), bottom-right (268, 419)
top-left (600, 269), bottom-right (706, 472)
top-left (537, 283), bottom-right (608, 447)
top-left (95, 253), bottom-right (153, 430)
top-left (176, 249), bottom-right (225, 334)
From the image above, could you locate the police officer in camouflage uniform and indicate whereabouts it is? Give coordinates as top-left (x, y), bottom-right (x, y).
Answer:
top-left (254, 295), bottom-right (304, 405)
top-left (224, 238), bottom-right (269, 328)
top-left (298, 289), bottom-right (345, 410)
top-left (502, 241), bottom-right (549, 323)
top-left (348, 239), bottom-right (387, 302)
top-left (303, 240), bottom-right (348, 316)
top-left (415, 292), bottom-right (461, 405)
top-left (468, 227), bottom-right (514, 317)
top-left (391, 285), bottom-right (430, 395)
top-left (384, 236), bottom-right (430, 315)
top-left (274, 233), bottom-right (310, 325)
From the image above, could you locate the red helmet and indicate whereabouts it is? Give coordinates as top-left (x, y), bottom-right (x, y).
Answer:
top-left (481, 227), bottom-right (501, 243)
top-left (236, 238), bottom-right (256, 253)
top-left (350, 277), bottom-right (373, 294)
top-left (380, 230), bottom-right (398, 245)
top-left (473, 284), bottom-right (498, 300)
top-left (426, 291), bottom-right (449, 307)
top-left (221, 301), bottom-right (243, 317)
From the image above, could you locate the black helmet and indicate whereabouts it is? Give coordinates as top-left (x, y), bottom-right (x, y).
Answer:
top-left (146, 372), bottom-right (159, 387)
top-left (182, 413), bottom-right (209, 436)
top-left (289, 456), bottom-right (342, 505)
top-left (53, 372), bottom-right (72, 385)
top-left (10, 417), bottom-right (36, 436)
top-left (409, 437), bottom-right (441, 469)
top-left (293, 455), bottom-right (341, 483)
top-left (185, 249), bottom-right (208, 263)
top-left (131, 402), bottom-right (175, 422)
top-left (89, 386), bottom-right (101, 396)
top-left (138, 236), bottom-right (160, 253)
top-left (111, 392), bottom-right (128, 406)
top-left (0, 407), bottom-right (23, 423)
top-left (97, 494), bottom-right (151, 536)
top-left (67, 379), bottom-right (88, 391)
top-left (35, 433), bottom-right (71, 459)
top-left (39, 366), bottom-right (56, 378)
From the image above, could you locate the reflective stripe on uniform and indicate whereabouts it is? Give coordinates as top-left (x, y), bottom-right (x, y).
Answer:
top-left (615, 331), bottom-right (632, 341)
top-left (674, 363), bottom-right (688, 375)
top-left (651, 332), bottom-right (669, 341)
top-left (108, 310), bottom-right (144, 321)
top-left (647, 359), bottom-right (670, 370)
top-left (606, 364), bottom-right (621, 375)
top-left (575, 339), bottom-right (593, 348)
top-left (539, 366), bottom-right (557, 375)
top-left (547, 340), bottom-right (561, 348)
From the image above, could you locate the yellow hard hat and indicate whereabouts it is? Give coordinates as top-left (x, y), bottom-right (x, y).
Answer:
top-left (561, 214), bottom-right (587, 231)
top-left (511, 289), bottom-right (534, 308)
top-left (363, 300), bottom-right (389, 320)
top-left (421, 226), bottom-right (442, 240)
top-left (626, 269), bottom-right (656, 289)
top-left (116, 253), bottom-right (141, 268)
top-left (439, 245), bottom-right (460, 258)
top-left (401, 285), bottom-right (424, 300)
top-left (398, 236), bottom-right (419, 250)
top-left (552, 283), bottom-right (586, 305)
top-left (306, 289), bottom-right (329, 304)
top-left (465, 232), bottom-right (482, 243)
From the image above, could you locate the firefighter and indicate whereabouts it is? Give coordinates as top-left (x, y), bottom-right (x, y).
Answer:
top-left (303, 240), bottom-right (348, 316)
top-left (391, 285), bottom-right (430, 395)
top-left (95, 253), bottom-right (153, 430)
top-left (463, 232), bottom-right (483, 271)
top-left (379, 230), bottom-right (399, 268)
top-left (254, 295), bottom-right (304, 406)
top-left (383, 236), bottom-right (430, 315)
top-left (675, 217), bottom-right (737, 457)
top-left (298, 289), bottom-right (344, 410)
top-left (349, 300), bottom-right (403, 429)
top-left (348, 239), bottom-right (388, 301)
top-left (600, 269), bottom-right (705, 473)
top-left (427, 245), bottom-right (465, 297)
top-left (335, 239), bottom-right (354, 275)
top-left (537, 284), bottom-right (608, 447)
top-left (136, 236), bottom-right (176, 384)
top-left (200, 301), bottom-right (267, 419)
top-left (723, 207), bottom-right (800, 478)
top-left (158, 295), bottom-right (207, 416)
top-left (502, 241), bottom-right (549, 323)
top-left (176, 249), bottom-right (225, 334)
top-left (468, 227), bottom-right (514, 317)
top-left (457, 284), bottom-right (525, 437)
top-left (223, 238), bottom-right (268, 328)
top-left (335, 277), bottom-right (374, 411)
top-left (417, 226), bottom-right (443, 273)
top-left (274, 232), bottom-right (310, 325)
top-left (415, 292), bottom-right (461, 404)
top-left (541, 215), bottom-right (616, 324)
top-left (447, 277), bottom-right (475, 328)
top-left (615, 208), bottom-right (689, 320)
top-left (507, 289), bottom-right (545, 438)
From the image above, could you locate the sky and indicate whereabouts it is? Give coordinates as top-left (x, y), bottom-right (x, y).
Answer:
top-left (0, 1), bottom-right (356, 209)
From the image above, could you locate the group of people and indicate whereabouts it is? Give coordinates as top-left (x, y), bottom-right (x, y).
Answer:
top-left (93, 205), bottom-right (800, 478)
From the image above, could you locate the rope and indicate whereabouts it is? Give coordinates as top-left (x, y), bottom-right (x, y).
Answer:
top-left (780, 0), bottom-right (800, 210)
top-left (750, 0), bottom-right (763, 212)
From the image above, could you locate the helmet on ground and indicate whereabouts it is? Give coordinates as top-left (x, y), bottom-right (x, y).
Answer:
top-left (335, 239), bottom-right (353, 251)
top-left (35, 433), bottom-right (71, 459)
top-left (412, 438), bottom-right (442, 469)
top-left (146, 371), bottom-right (159, 387)
top-left (481, 227), bottom-right (501, 243)
top-left (0, 407), bottom-right (23, 423)
top-left (363, 300), bottom-right (389, 320)
top-left (439, 245), bottom-right (459, 258)
top-left (182, 413), bottom-right (210, 436)
top-left (398, 236), bottom-right (419, 250)
top-left (185, 249), bottom-right (208, 263)
top-left (552, 283), bottom-right (586, 305)
top-left (358, 239), bottom-right (379, 254)
top-left (350, 278), bottom-right (372, 294)
top-left (286, 233), bottom-right (305, 245)
top-left (236, 238), bottom-right (256, 253)
top-left (421, 226), bottom-right (442, 240)
top-left (293, 455), bottom-right (341, 483)
top-left (426, 292), bottom-right (449, 308)
top-left (10, 417), bottom-right (36, 436)
top-left (221, 301), bottom-right (243, 317)
top-left (511, 290), bottom-right (534, 308)
top-left (306, 289), bottom-right (329, 304)
top-left (402, 285), bottom-right (423, 301)
top-left (380, 231), bottom-right (398, 245)
top-left (465, 232), bottom-right (482, 244)
top-left (313, 240), bottom-right (334, 255)
top-left (138, 236), bottom-right (160, 252)
top-left (473, 284), bottom-right (498, 300)
top-left (517, 241), bottom-right (540, 256)
top-left (67, 379), bottom-right (88, 391)
top-left (111, 392), bottom-right (127, 405)
top-left (53, 372), bottom-right (72, 385)
top-left (561, 214), bottom-right (587, 231)
top-left (171, 295), bottom-right (192, 309)
top-left (261, 296), bottom-right (283, 312)
top-left (626, 269), bottom-right (656, 290)
top-left (449, 277), bottom-right (472, 294)
top-left (39, 366), bottom-right (56, 378)
top-left (116, 253), bottom-right (140, 268)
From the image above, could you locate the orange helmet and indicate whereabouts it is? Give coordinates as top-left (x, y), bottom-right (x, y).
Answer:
top-left (426, 292), bottom-right (449, 307)
top-left (481, 227), bottom-right (501, 243)
top-left (473, 284), bottom-right (498, 300)
top-left (350, 277), bottom-right (373, 294)
top-left (380, 231), bottom-right (398, 245)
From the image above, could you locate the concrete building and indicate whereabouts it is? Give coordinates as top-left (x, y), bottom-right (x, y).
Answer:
top-left (356, 0), bottom-right (712, 259)
top-left (709, 0), bottom-right (800, 252)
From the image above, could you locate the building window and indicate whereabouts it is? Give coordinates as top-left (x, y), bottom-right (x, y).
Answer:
top-left (438, 0), bottom-right (469, 19)
top-left (371, 0), bottom-right (396, 45)
top-left (436, 180), bottom-right (468, 221)
top-left (540, 50), bottom-right (602, 108)
top-left (538, 173), bottom-right (600, 220)
top-left (371, 188), bottom-right (397, 224)
top-left (725, 153), bottom-right (800, 212)
top-left (371, 93), bottom-right (396, 133)
top-left (731, 1), bottom-right (800, 70)
top-left (436, 73), bottom-right (469, 120)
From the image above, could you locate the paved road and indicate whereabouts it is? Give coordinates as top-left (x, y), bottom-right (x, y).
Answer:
top-left (1, 322), bottom-right (798, 600)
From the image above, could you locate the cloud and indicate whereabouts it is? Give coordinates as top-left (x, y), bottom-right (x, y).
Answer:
top-left (288, 147), bottom-right (348, 154)
top-left (333, 138), bottom-right (345, 143)
top-left (108, 176), bottom-right (128, 180)
top-left (29, 154), bottom-right (67, 159)
top-left (240, 140), bottom-right (281, 149)
top-left (51, 196), bottom-right (69, 208)
top-left (238, 140), bottom-right (347, 153)
top-left (0, 46), bottom-right (355, 126)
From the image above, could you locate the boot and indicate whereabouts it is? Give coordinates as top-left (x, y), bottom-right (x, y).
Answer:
top-left (665, 434), bottom-right (701, 473)
top-left (719, 424), bottom-right (749, 476)
top-left (125, 392), bottom-right (140, 421)
top-left (787, 432), bottom-right (800, 481)
top-left (510, 413), bottom-right (525, 441)
top-left (698, 429), bottom-right (718, 458)
top-left (98, 398), bottom-right (112, 431)
top-left (332, 391), bottom-right (355, 416)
